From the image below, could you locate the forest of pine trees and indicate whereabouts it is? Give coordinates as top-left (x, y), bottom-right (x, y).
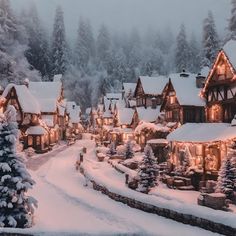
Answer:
top-left (1, 0), bottom-right (236, 110)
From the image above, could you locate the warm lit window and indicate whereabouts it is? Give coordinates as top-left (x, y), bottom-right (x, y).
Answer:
top-left (28, 136), bottom-right (33, 146)
top-left (36, 136), bottom-right (40, 145)
top-left (170, 96), bottom-right (176, 104)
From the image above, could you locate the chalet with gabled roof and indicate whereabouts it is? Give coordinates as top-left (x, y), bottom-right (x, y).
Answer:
top-left (161, 73), bottom-right (205, 124)
top-left (134, 76), bottom-right (168, 108)
top-left (201, 40), bottom-right (236, 123)
top-left (2, 84), bottom-right (49, 153)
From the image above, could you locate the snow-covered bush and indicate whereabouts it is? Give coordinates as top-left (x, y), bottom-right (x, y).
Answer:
top-left (0, 106), bottom-right (37, 228)
top-left (116, 145), bottom-right (125, 156)
top-left (125, 140), bottom-right (134, 159)
top-left (137, 145), bottom-right (158, 193)
top-left (107, 142), bottom-right (116, 156)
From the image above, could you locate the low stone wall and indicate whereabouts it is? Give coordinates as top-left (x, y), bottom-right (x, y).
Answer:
top-left (90, 180), bottom-right (236, 236)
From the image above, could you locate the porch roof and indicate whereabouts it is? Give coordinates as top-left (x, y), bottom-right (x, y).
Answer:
top-left (167, 123), bottom-right (236, 143)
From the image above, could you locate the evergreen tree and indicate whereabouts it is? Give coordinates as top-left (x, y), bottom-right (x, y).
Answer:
top-left (75, 17), bottom-right (90, 72)
top-left (108, 142), bottom-right (116, 156)
top-left (201, 11), bottom-right (219, 67)
top-left (51, 6), bottom-right (68, 75)
top-left (137, 145), bottom-right (158, 193)
top-left (226, 0), bottom-right (236, 42)
top-left (175, 24), bottom-right (189, 72)
top-left (23, 3), bottom-right (51, 79)
top-left (0, 105), bottom-right (37, 228)
top-left (125, 140), bottom-right (134, 159)
top-left (188, 34), bottom-right (201, 73)
top-left (217, 155), bottom-right (235, 199)
top-left (96, 24), bottom-right (111, 70)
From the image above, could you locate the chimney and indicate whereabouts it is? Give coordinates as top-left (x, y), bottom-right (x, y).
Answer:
top-left (196, 73), bottom-right (206, 88)
top-left (180, 69), bottom-right (189, 78)
top-left (151, 97), bottom-right (157, 109)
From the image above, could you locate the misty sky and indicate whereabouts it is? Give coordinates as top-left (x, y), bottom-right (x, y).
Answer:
top-left (12, 0), bottom-right (230, 40)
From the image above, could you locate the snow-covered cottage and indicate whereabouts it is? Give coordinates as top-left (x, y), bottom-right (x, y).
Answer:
top-left (161, 72), bottom-right (205, 124)
top-left (201, 40), bottom-right (236, 123)
top-left (167, 123), bottom-right (236, 189)
top-left (2, 84), bottom-right (49, 153)
top-left (28, 79), bottom-right (64, 145)
top-left (134, 76), bottom-right (168, 108)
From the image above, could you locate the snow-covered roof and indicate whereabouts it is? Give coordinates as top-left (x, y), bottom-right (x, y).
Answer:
top-left (103, 110), bottom-right (113, 118)
top-left (223, 39), bottom-right (236, 70)
top-left (167, 123), bottom-right (236, 143)
top-left (106, 93), bottom-right (122, 100)
top-left (2, 84), bottom-right (40, 114)
top-left (135, 121), bottom-right (170, 134)
top-left (29, 81), bottom-right (62, 100)
top-left (117, 108), bottom-right (134, 125)
top-left (128, 100), bottom-right (136, 107)
top-left (147, 139), bottom-right (168, 145)
top-left (53, 74), bottom-right (62, 82)
top-left (138, 76), bottom-right (168, 95)
top-left (169, 73), bottom-right (205, 106)
top-left (136, 107), bottom-right (160, 123)
top-left (123, 83), bottom-right (136, 97)
top-left (38, 99), bottom-right (57, 113)
top-left (26, 125), bottom-right (47, 135)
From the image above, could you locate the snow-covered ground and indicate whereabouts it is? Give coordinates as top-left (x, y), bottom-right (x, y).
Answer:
top-left (1, 135), bottom-right (223, 235)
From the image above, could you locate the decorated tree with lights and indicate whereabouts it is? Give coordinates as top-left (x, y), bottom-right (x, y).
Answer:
top-left (0, 105), bottom-right (37, 228)
top-left (125, 140), bottom-right (134, 159)
top-left (216, 142), bottom-right (236, 199)
top-left (137, 145), bottom-right (158, 193)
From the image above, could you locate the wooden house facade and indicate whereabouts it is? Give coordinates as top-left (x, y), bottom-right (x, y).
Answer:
top-left (161, 73), bottom-right (205, 124)
top-left (134, 76), bottom-right (168, 108)
top-left (201, 40), bottom-right (236, 123)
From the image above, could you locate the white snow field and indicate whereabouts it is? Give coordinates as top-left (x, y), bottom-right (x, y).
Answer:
top-left (1, 136), bottom-right (222, 235)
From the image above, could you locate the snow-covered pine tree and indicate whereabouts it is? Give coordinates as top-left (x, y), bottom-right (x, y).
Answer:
top-left (0, 105), bottom-right (37, 228)
top-left (137, 145), bottom-right (158, 193)
top-left (23, 3), bottom-right (51, 79)
top-left (175, 24), bottom-right (189, 73)
top-left (125, 140), bottom-right (134, 159)
top-left (51, 5), bottom-right (68, 75)
top-left (216, 155), bottom-right (235, 199)
top-left (96, 24), bottom-right (111, 70)
top-left (225, 0), bottom-right (236, 42)
top-left (201, 11), bottom-right (219, 67)
top-left (108, 142), bottom-right (116, 156)
top-left (75, 17), bottom-right (90, 72)
top-left (188, 33), bottom-right (201, 73)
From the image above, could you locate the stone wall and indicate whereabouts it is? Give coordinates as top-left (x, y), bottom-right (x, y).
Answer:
top-left (90, 180), bottom-right (236, 236)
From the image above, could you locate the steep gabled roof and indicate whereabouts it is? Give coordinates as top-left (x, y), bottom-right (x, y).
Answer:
top-left (29, 81), bottom-right (62, 100)
top-left (134, 76), bottom-right (168, 96)
top-left (136, 107), bottom-right (160, 123)
top-left (117, 108), bottom-right (134, 125)
top-left (2, 84), bottom-right (40, 114)
top-left (123, 83), bottom-right (136, 97)
top-left (168, 73), bottom-right (205, 106)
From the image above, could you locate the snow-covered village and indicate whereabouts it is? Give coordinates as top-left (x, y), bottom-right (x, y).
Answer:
top-left (0, 0), bottom-right (236, 235)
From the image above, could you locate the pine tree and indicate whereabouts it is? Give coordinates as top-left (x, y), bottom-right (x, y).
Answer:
top-left (0, 105), bottom-right (37, 228)
top-left (175, 24), bottom-right (189, 72)
top-left (217, 156), bottom-right (235, 199)
top-left (125, 140), bottom-right (134, 159)
top-left (137, 145), bottom-right (158, 193)
top-left (108, 142), bottom-right (116, 156)
top-left (226, 0), bottom-right (236, 42)
top-left (51, 6), bottom-right (68, 75)
top-left (75, 18), bottom-right (90, 72)
top-left (23, 3), bottom-right (51, 79)
top-left (201, 11), bottom-right (219, 67)
top-left (188, 34), bottom-right (201, 73)
top-left (96, 24), bottom-right (111, 70)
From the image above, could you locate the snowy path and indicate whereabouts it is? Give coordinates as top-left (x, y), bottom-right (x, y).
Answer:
top-left (6, 137), bottom-right (221, 235)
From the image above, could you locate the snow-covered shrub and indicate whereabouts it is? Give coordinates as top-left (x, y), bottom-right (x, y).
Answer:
top-left (107, 142), bottom-right (116, 156)
top-left (116, 145), bottom-right (125, 156)
top-left (0, 106), bottom-right (37, 228)
top-left (125, 140), bottom-right (134, 159)
top-left (137, 145), bottom-right (158, 193)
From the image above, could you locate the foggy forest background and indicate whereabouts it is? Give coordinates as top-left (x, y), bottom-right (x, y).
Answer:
top-left (0, 0), bottom-right (235, 111)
